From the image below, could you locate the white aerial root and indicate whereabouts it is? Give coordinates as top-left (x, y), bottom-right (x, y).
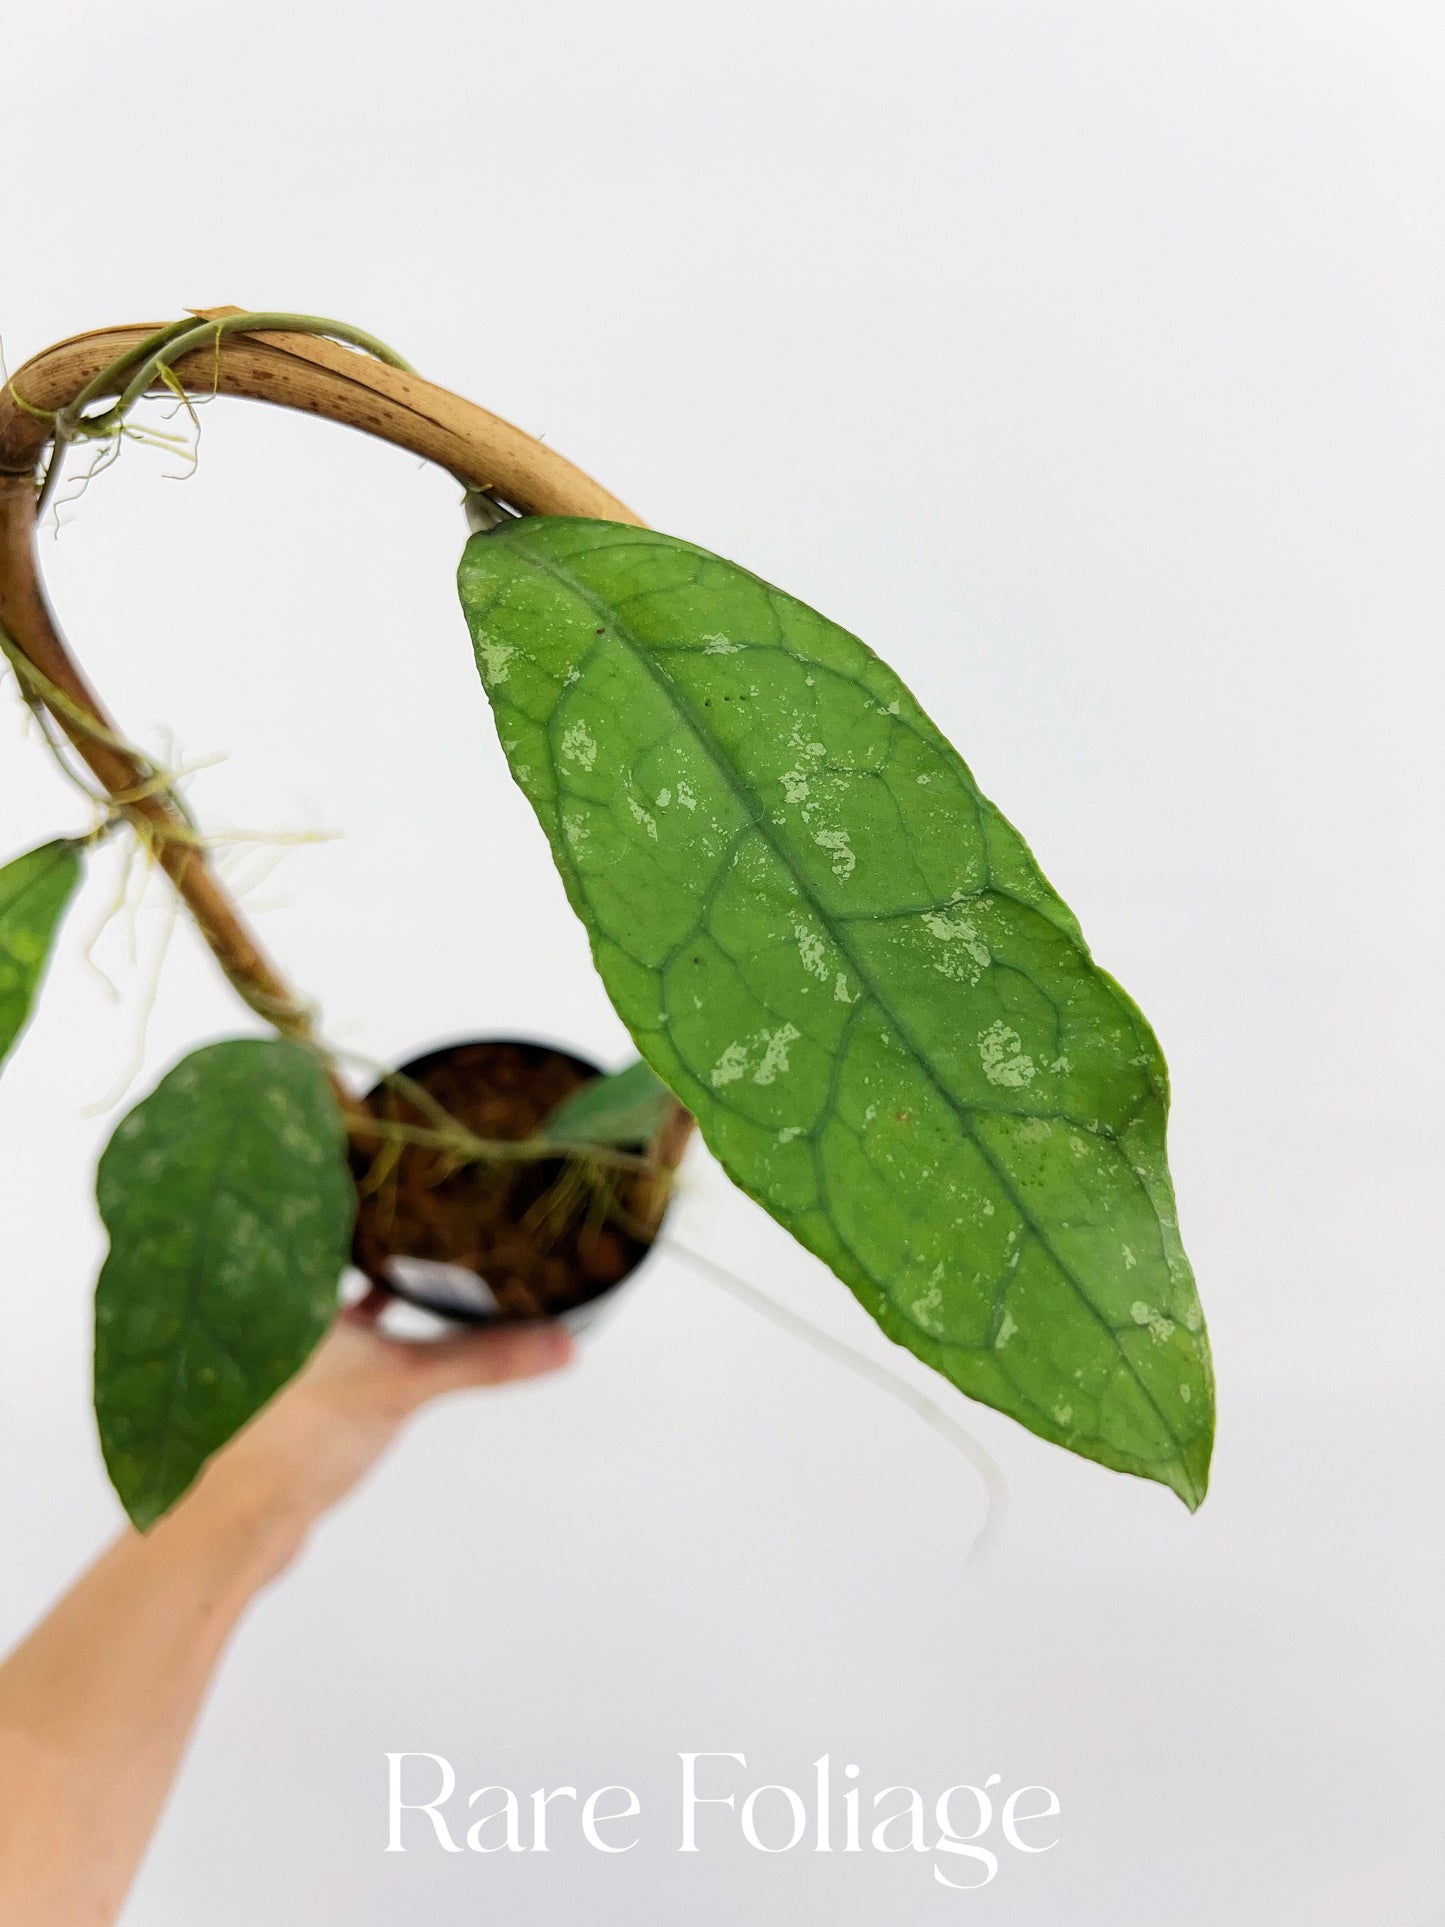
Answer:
top-left (664, 1238), bottom-right (1008, 1563)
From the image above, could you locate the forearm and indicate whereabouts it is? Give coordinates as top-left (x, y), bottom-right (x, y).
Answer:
top-left (0, 1454), bottom-right (308, 1927)
top-left (0, 1311), bottom-right (567, 1926)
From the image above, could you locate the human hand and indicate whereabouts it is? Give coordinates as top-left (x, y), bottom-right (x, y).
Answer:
top-left (189, 1297), bottom-right (574, 1578)
top-left (0, 1298), bottom-right (572, 1927)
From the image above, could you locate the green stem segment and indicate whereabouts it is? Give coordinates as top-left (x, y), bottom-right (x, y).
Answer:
top-left (37, 312), bottom-right (416, 513)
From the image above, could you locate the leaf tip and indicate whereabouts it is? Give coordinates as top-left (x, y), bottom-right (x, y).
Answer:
top-left (1167, 1426), bottom-right (1214, 1512)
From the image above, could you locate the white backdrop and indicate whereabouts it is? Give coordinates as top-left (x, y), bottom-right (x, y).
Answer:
top-left (1, 2), bottom-right (1441, 1919)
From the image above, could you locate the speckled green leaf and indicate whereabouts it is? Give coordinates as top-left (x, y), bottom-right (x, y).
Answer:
top-left (94, 1039), bottom-right (355, 1527)
top-left (458, 519), bottom-right (1213, 1507)
top-left (0, 839), bottom-right (81, 1070)
top-left (546, 1056), bottom-right (673, 1147)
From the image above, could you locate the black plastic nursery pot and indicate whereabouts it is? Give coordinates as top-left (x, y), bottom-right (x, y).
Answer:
top-left (350, 1038), bottom-right (668, 1332)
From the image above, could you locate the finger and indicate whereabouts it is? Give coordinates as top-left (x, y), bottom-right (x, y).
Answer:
top-left (411, 1321), bottom-right (574, 1399)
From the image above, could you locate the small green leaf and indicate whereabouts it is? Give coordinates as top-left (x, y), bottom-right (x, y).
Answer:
top-left (94, 1039), bottom-right (356, 1528)
top-left (459, 519), bottom-right (1213, 1507)
top-left (0, 839), bottom-right (81, 1070)
top-left (546, 1056), bottom-right (674, 1147)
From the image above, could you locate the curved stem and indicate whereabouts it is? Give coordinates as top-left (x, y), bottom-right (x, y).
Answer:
top-left (0, 310), bottom-right (643, 514)
top-left (35, 311), bottom-right (417, 515)
top-left (0, 479), bottom-right (313, 1037)
top-left (0, 312), bottom-right (690, 1184)
top-left (106, 312), bottom-right (414, 418)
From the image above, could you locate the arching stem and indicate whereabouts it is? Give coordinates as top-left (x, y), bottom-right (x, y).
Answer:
top-left (35, 311), bottom-right (418, 515)
top-left (0, 310), bottom-right (687, 1210)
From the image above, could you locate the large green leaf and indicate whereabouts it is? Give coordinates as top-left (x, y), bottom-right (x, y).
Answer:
top-left (94, 1038), bottom-right (355, 1527)
top-left (458, 519), bottom-right (1213, 1507)
top-left (0, 839), bottom-right (81, 1070)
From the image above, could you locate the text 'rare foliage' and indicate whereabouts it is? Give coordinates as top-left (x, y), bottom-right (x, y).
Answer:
top-left (459, 519), bottom-right (1213, 1506)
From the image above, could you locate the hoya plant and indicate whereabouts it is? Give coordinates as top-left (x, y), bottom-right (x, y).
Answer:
top-left (0, 310), bottom-right (1212, 1530)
